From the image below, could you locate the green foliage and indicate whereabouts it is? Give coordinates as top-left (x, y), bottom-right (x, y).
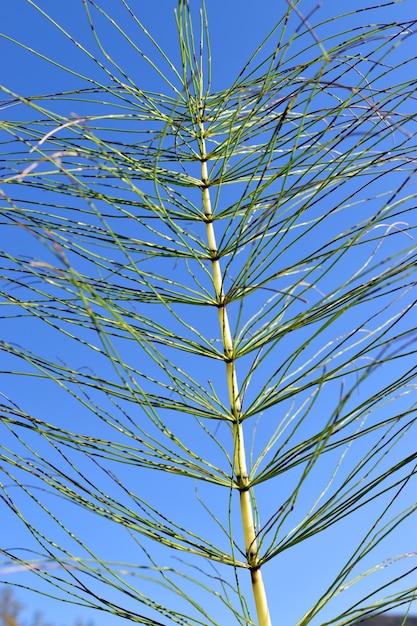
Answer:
top-left (0, 1), bottom-right (416, 624)
top-left (0, 588), bottom-right (92, 626)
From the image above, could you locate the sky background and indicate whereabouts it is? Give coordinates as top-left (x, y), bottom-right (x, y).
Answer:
top-left (0, 1), bottom-right (416, 625)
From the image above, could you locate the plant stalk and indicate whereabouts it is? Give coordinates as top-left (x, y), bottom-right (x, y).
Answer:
top-left (199, 123), bottom-right (272, 626)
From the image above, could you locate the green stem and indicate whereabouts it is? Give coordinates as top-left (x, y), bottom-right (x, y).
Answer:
top-left (199, 120), bottom-right (272, 626)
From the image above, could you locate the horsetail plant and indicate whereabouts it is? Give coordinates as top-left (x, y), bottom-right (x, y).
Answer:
top-left (0, 1), bottom-right (416, 625)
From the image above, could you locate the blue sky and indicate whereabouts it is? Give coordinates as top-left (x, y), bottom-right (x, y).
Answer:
top-left (0, 1), bottom-right (416, 625)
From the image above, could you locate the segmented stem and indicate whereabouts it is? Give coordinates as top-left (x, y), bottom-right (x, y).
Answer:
top-left (199, 119), bottom-right (272, 626)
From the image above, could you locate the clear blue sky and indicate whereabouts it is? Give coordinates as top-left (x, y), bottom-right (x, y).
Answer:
top-left (0, 1), bottom-right (416, 625)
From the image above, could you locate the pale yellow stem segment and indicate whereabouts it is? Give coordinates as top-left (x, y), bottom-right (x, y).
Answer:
top-left (200, 127), bottom-right (272, 626)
